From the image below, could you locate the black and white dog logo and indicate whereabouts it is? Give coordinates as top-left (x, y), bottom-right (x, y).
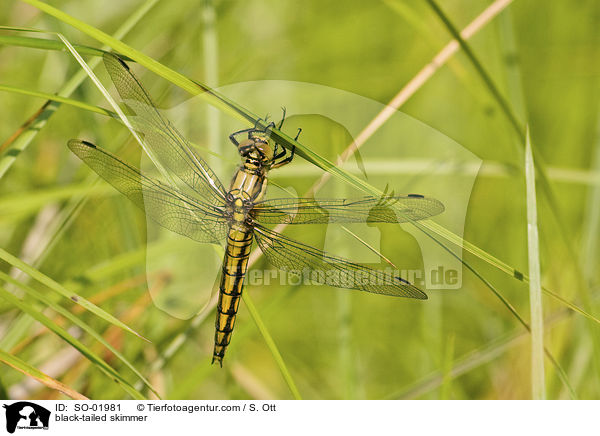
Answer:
top-left (2, 402), bottom-right (50, 433)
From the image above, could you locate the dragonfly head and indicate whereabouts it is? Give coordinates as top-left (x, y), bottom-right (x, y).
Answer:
top-left (239, 133), bottom-right (274, 167)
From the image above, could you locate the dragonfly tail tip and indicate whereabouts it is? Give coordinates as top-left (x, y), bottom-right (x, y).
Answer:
top-left (211, 355), bottom-right (223, 368)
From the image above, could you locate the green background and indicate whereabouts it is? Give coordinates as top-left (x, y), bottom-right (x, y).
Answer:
top-left (0, 0), bottom-right (598, 399)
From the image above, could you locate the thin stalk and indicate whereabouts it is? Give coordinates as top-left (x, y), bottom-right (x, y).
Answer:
top-left (579, 111), bottom-right (600, 390)
top-left (440, 333), bottom-right (455, 400)
top-left (0, 84), bottom-right (113, 117)
top-left (525, 128), bottom-right (546, 399)
top-left (0, 349), bottom-right (88, 400)
top-left (242, 290), bottom-right (302, 400)
top-left (0, 33), bottom-right (133, 59)
top-left (202, 0), bottom-right (222, 178)
top-left (425, 0), bottom-right (523, 140)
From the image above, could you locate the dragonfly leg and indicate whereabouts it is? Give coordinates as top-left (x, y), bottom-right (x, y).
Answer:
top-left (271, 128), bottom-right (300, 169)
top-left (273, 147), bottom-right (286, 160)
top-left (270, 116), bottom-right (297, 156)
top-left (229, 128), bottom-right (255, 146)
top-left (264, 120), bottom-right (276, 133)
top-left (270, 108), bottom-right (287, 157)
top-left (229, 116), bottom-right (272, 146)
top-left (277, 107), bottom-right (287, 129)
top-left (271, 145), bottom-right (295, 168)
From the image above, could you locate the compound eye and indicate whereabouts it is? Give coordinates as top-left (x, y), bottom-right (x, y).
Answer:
top-left (257, 142), bottom-right (274, 160)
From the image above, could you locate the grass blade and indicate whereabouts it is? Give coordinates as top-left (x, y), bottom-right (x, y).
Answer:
top-left (425, 0), bottom-right (522, 138)
top-left (525, 128), bottom-right (546, 399)
top-left (440, 333), bottom-right (455, 400)
top-left (243, 291), bottom-right (302, 400)
top-left (0, 349), bottom-right (88, 400)
top-left (0, 183), bottom-right (111, 216)
top-left (0, 83), bottom-right (114, 117)
top-left (0, 32), bottom-right (132, 60)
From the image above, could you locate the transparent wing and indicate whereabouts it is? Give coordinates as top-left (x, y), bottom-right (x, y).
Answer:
top-left (68, 139), bottom-right (228, 245)
top-left (103, 53), bottom-right (227, 205)
top-left (252, 194), bottom-right (444, 225)
top-left (253, 224), bottom-right (427, 299)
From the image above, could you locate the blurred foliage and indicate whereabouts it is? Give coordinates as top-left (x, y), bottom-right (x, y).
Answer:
top-left (0, 0), bottom-right (599, 399)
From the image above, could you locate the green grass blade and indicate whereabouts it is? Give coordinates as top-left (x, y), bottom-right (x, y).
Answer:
top-left (0, 286), bottom-right (145, 399)
top-left (425, 0), bottom-right (523, 138)
top-left (0, 84), bottom-right (114, 116)
top-left (0, 32), bottom-right (132, 60)
top-left (0, 183), bottom-right (111, 216)
top-left (583, 121), bottom-right (600, 281)
top-left (420, 220), bottom-right (600, 324)
top-left (0, 349), bottom-right (88, 399)
top-left (0, 248), bottom-right (148, 341)
top-left (525, 128), bottom-right (546, 399)
top-left (440, 333), bottom-right (455, 400)
top-left (58, 35), bottom-right (182, 186)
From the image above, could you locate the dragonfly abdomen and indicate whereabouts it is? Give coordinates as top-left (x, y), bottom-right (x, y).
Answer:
top-left (212, 225), bottom-right (254, 366)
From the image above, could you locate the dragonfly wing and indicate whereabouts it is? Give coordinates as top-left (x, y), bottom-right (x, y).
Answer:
top-left (69, 139), bottom-right (228, 245)
top-left (103, 53), bottom-right (227, 205)
top-left (252, 195), bottom-right (444, 225)
top-left (252, 224), bottom-right (427, 299)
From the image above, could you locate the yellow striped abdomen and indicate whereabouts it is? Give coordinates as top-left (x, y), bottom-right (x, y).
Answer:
top-left (212, 225), bottom-right (253, 366)
top-left (212, 164), bottom-right (267, 366)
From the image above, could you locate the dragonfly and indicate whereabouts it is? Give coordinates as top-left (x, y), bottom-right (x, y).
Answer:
top-left (68, 53), bottom-right (445, 366)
